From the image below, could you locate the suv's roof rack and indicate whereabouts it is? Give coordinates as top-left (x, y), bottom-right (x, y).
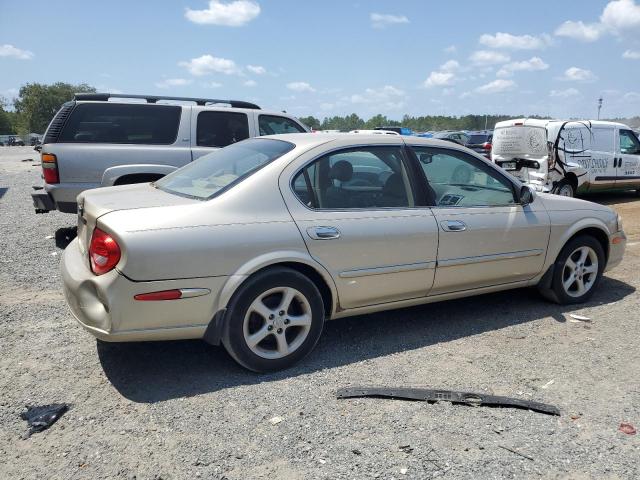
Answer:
top-left (73, 93), bottom-right (261, 109)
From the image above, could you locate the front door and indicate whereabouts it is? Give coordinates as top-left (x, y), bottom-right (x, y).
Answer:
top-left (616, 128), bottom-right (640, 189)
top-left (409, 145), bottom-right (550, 295)
top-left (281, 143), bottom-right (439, 310)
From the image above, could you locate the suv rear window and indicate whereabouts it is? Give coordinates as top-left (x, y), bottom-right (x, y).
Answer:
top-left (468, 134), bottom-right (491, 144)
top-left (258, 115), bottom-right (306, 135)
top-left (197, 111), bottom-right (250, 147)
top-left (59, 103), bottom-right (181, 144)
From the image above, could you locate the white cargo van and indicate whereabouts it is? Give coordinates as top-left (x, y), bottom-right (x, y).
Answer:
top-left (492, 119), bottom-right (640, 197)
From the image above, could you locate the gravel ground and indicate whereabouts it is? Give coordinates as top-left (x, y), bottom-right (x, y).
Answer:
top-left (1, 146), bottom-right (639, 479)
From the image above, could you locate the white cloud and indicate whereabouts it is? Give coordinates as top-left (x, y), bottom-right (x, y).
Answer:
top-left (179, 54), bottom-right (240, 76)
top-left (424, 71), bottom-right (455, 88)
top-left (554, 21), bottom-right (604, 42)
top-left (246, 64), bottom-right (266, 74)
top-left (475, 79), bottom-right (516, 94)
top-left (497, 57), bottom-right (549, 77)
top-left (479, 32), bottom-right (551, 50)
top-left (350, 85), bottom-right (406, 110)
top-left (623, 49), bottom-right (640, 59)
top-left (623, 91), bottom-right (640, 101)
top-left (286, 81), bottom-right (316, 93)
top-left (444, 45), bottom-right (457, 53)
top-left (560, 66), bottom-right (596, 82)
top-left (459, 91), bottom-right (472, 99)
top-left (185, 0), bottom-right (260, 26)
top-left (155, 78), bottom-right (192, 89)
top-left (243, 79), bottom-right (257, 87)
top-left (0, 44), bottom-right (34, 59)
top-left (601, 0), bottom-right (640, 32)
top-left (550, 88), bottom-right (580, 97)
top-left (469, 50), bottom-right (510, 65)
top-left (370, 13), bottom-right (409, 28)
top-left (440, 60), bottom-right (460, 72)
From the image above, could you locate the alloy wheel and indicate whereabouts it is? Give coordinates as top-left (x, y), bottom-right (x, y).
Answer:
top-left (561, 246), bottom-right (599, 298)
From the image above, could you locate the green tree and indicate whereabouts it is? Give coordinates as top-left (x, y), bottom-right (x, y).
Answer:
top-left (0, 97), bottom-right (16, 134)
top-left (13, 82), bottom-right (95, 134)
top-left (298, 115), bottom-right (321, 130)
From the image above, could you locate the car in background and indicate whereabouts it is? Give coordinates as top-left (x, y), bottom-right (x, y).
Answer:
top-left (374, 126), bottom-right (414, 136)
top-left (31, 93), bottom-right (309, 214)
top-left (432, 131), bottom-right (469, 145)
top-left (465, 131), bottom-right (493, 158)
top-left (61, 133), bottom-right (626, 372)
top-left (7, 136), bottom-right (25, 146)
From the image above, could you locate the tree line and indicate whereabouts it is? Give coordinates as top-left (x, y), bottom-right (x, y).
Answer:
top-left (1, 82), bottom-right (638, 136)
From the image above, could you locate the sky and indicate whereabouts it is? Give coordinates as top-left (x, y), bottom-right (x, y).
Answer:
top-left (1, 0), bottom-right (640, 120)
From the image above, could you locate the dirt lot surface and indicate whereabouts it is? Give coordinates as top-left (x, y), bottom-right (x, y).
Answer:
top-left (1, 146), bottom-right (639, 479)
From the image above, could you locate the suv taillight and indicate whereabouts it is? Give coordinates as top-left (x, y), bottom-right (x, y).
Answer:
top-left (41, 153), bottom-right (59, 184)
top-left (89, 228), bottom-right (121, 275)
top-left (482, 142), bottom-right (492, 151)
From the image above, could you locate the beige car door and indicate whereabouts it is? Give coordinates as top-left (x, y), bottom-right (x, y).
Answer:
top-left (409, 145), bottom-right (550, 295)
top-left (281, 142), bottom-right (439, 310)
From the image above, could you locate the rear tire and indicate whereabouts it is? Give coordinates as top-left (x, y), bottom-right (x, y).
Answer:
top-left (222, 267), bottom-right (325, 372)
top-left (546, 235), bottom-right (605, 304)
top-left (553, 179), bottom-right (575, 197)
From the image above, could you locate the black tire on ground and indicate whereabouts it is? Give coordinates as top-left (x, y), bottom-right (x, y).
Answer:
top-left (544, 235), bottom-right (605, 305)
top-left (221, 267), bottom-right (325, 372)
top-left (552, 179), bottom-right (575, 197)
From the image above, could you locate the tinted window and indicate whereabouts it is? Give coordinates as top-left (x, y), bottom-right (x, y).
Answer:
top-left (197, 111), bottom-right (249, 147)
top-left (468, 134), bottom-right (490, 144)
top-left (156, 138), bottom-right (294, 200)
top-left (59, 103), bottom-right (181, 144)
top-left (412, 147), bottom-right (515, 207)
top-left (620, 129), bottom-right (640, 154)
top-left (293, 146), bottom-right (414, 209)
top-left (259, 115), bottom-right (306, 135)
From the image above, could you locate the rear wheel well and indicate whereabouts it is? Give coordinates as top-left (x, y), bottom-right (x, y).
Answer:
top-left (565, 227), bottom-right (609, 263)
top-left (114, 173), bottom-right (165, 186)
top-left (250, 262), bottom-right (334, 316)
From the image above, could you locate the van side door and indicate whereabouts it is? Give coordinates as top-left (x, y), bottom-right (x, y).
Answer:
top-left (190, 107), bottom-right (256, 160)
top-left (616, 128), bottom-right (640, 188)
top-left (584, 127), bottom-right (616, 190)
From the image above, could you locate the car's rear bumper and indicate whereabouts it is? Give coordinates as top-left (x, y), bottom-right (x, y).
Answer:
top-left (61, 238), bottom-right (228, 342)
top-left (32, 182), bottom-right (101, 213)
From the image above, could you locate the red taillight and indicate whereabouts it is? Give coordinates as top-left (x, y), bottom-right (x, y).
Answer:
top-left (134, 290), bottom-right (182, 301)
top-left (89, 228), bottom-right (121, 275)
top-left (482, 142), bottom-right (492, 151)
top-left (41, 153), bottom-right (59, 184)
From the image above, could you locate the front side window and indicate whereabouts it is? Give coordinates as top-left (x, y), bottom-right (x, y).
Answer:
top-left (197, 111), bottom-right (249, 147)
top-left (259, 115), bottom-right (306, 135)
top-left (292, 146), bottom-right (414, 209)
top-left (59, 103), bottom-right (181, 144)
top-left (412, 147), bottom-right (516, 207)
top-left (156, 138), bottom-right (294, 200)
top-left (619, 129), bottom-right (640, 154)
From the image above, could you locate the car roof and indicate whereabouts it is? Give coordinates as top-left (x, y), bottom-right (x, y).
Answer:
top-left (495, 118), bottom-right (630, 129)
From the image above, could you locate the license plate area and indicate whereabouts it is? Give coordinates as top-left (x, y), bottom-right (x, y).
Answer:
top-left (501, 162), bottom-right (517, 170)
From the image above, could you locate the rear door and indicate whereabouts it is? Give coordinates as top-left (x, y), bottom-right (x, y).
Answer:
top-left (616, 128), bottom-right (640, 188)
top-left (281, 140), bottom-right (439, 310)
top-left (54, 102), bottom-right (191, 184)
top-left (190, 107), bottom-right (255, 160)
top-left (408, 145), bottom-right (550, 295)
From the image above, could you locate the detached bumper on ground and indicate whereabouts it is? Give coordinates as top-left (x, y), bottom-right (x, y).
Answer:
top-left (61, 238), bottom-right (227, 342)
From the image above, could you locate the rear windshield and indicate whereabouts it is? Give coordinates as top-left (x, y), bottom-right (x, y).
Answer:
top-left (468, 134), bottom-right (491, 144)
top-left (155, 138), bottom-right (295, 200)
top-left (59, 103), bottom-right (181, 144)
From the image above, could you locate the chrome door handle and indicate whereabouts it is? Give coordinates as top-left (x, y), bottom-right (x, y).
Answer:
top-left (440, 220), bottom-right (467, 232)
top-left (307, 226), bottom-right (341, 240)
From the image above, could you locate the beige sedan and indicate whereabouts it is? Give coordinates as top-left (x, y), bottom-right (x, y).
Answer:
top-left (61, 134), bottom-right (627, 371)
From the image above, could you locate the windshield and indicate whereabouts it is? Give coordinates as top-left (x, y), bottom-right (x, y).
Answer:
top-left (155, 138), bottom-right (295, 200)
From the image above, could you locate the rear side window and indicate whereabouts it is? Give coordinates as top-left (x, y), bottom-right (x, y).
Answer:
top-left (197, 111), bottom-right (250, 147)
top-left (259, 115), bottom-right (306, 135)
top-left (59, 103), bottom-right (181, 144)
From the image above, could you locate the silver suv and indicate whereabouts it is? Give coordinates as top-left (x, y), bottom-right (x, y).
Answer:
top-left (31, 93), bottom-right (309, 213)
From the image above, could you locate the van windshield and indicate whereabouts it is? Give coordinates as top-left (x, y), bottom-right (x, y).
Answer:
top-left (492, 126), bottom-right (547, 156)
top-left (155, 138), bottom-right (295, 200)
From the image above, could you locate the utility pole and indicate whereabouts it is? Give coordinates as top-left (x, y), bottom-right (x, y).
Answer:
top-left (484, 114), bottom-right (488, 131)
top-left (597, 97), bottom-right (603, 120)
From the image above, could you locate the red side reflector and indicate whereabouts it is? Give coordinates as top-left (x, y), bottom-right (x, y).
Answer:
top-left (612, 236), bottom-right (624, 245)
top-left (134, 290), bottom-right (183, 301)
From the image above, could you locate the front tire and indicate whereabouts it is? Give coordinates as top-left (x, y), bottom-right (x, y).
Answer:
top-left (222, 267), bottom-right (325, 372)
top-left (553, 179), bottom-right (575, 197)
top-left (547, 235), bottom-right (605, 304)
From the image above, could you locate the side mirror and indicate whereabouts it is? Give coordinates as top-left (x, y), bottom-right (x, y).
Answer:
top-left (519, 185), bottom-right (536, 205)
top-left (418, 153), bottom-right (433, 164)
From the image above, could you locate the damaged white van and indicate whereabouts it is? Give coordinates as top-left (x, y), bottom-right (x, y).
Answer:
top-left (492, 119), bottom-right (640, 197)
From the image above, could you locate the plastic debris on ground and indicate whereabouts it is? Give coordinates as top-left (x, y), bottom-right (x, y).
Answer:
top-left (619, 423), bottom-right (637, 435)
top-left (20, 404), bottom-right (69, 437)
top-left (568, 314), bottom-right (592, 323)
